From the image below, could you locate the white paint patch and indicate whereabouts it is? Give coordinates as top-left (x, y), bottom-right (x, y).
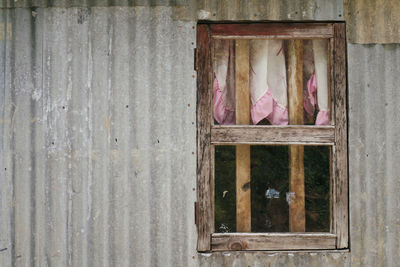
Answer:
top-left (198, 10), bottom-right (211, 20)
top-left (286, 192), bottom-right (295, 204)
top-left (32, 89), bottom-right (42, 101)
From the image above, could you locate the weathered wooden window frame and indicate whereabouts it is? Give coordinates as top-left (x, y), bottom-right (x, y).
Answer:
top-left (196, 22), bottom-right (348, 252)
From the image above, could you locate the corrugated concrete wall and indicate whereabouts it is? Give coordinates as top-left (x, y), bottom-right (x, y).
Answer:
top-left (0, 2), bottom-right (399, 267)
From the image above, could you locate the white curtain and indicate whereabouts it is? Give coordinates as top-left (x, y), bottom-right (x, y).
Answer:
top-left (213, 39), bottom-right (329, 125)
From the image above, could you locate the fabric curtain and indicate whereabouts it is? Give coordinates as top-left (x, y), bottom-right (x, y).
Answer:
top-left (213, 39), bottom-right (329, 126)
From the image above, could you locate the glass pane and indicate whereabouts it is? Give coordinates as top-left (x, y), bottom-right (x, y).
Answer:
top-left (214, 146), bottom-right (236, 233)
top-left (304, 146), bottom-right (331, 232)
top-left (212, 39), bottom-right (330, 126)
top-left (214, 145), bottom-right (330, 233)
top-left (251, 145), bottom-right (289, 232)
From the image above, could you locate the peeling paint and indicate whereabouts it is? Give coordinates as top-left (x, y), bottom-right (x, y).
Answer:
top-left (286, 192), bottom-right (295, 204)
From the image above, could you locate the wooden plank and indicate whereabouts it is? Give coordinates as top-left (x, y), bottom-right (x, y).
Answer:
top-left (328, 37), bottom-right (335, 234)
top-left (289, 145), bottom-right (305, 231)
top-left (210, 23), bottom-right (333, 39)
top-left (211, 126), bottom-right (335, 144)
top-left (211, 233), bottom-right (336, 251)
top-left (196, 24), bottom-right (212, 252)
top-left (235, 39), bottom-right (251, 232)
top-left (333, 23), bottom-right (348, 249)
top-left (287, 40), bottom-right (305, 123)
top-left (210, 145), bottom-right (215, 234)
top-left (288, 40), bottom-right (305, 232)
top-left (235, 40), bottom-right (251, 125)
top-left (236, 145), bottom-right (251, 232)
top-left (328, 38), bottom-right (335, 234)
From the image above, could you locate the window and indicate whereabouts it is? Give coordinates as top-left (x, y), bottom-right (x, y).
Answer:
top-left (196, 23), bottom-right (348, 251)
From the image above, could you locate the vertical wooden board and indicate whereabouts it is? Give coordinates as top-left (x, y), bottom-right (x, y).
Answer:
top-left (288, 40), bottom-right (306, 232)
top-left (329, 37), bottom-right (335, 125)
top-left (333, 23), bottom-right (348, 248)
top-left (235, 40), bottom-right (250, 125)
top-left (196, 24), bottom-right (212, 251)
top-left (328, 35), bottom-right (336, 234)
top-left (328, 34), bottom-right (336, 233)
top-left (210, 145), bottom-right (215, 234)
top-left (329, 35), bottom-right (335, 232)
top-left (289, 146), bottom-right (306, 232)
top-left (288, 40), bottom-right (304, 125)
top-left (236, 145), bottom-right (251, 232)
top-left (235, 40), bottom-right (251, 232)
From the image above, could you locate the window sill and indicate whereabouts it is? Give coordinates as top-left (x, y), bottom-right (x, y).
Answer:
top-left (211, 233), bottom-right (338, 251)
top-left (199, 248), bottom-right (350, 255)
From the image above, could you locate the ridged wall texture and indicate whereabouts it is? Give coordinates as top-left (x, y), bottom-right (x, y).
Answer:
top-left (347, 44), bottom-right (400, 266)
top-left (3, 0), bottom-right (400, 44)
top-left (0, 0), bottom-right (344, 21)
top-left (0, 7), bottom-right (198, 267)
top-left (0, 3), bottom-right (399, 267)
top-left (344, 0), bottom-right (400, 43)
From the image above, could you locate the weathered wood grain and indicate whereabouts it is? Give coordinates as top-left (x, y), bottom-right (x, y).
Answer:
top-left (212, 233), bottom-right (336, 251)
top-left (329, 37), bottom-right (335, 125)
top-left (287, 40), bottom-right (304, 126)
top-left (210, 23), bottom-right (334, 39)
top-left (288, 40), bottom-right (305, 232)
top-left (235, 40), bottom-right (251, 232)
top-left (211, 126), bottom-right (335, 144)
top-left (196, 24), bottom-right (212, 252)
top-left (333, 23), bottom-right (348, 249)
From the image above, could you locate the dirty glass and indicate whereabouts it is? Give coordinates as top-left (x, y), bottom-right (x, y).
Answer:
top-left (214, 145), bottom-right (330, 233)
top-left (214, 146), bottom-right (236, 233)
top-left (212, 39), bottom-right (330, 126)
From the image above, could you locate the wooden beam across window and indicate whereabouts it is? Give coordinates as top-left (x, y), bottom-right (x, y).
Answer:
top-left (210, 23), bottom-right (334, 39)
top-left (288, 39), bottom-right (306, 232)
top-left (235, 39), bottom-right (251, 232)
top-left (211, 125), bottom-right (335, 144)
top-left (211, 233), bottom-right (336, 251)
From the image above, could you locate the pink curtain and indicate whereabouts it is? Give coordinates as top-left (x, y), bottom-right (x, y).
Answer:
top-left (213, 39), bottom-right (329, 126)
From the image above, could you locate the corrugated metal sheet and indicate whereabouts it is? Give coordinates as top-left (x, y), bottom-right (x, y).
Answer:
top-left (198, 251), bottom-right (351, 266)
top-left (191, 0), bottom-right (343, 21)
top-left (0, 7), bottom-right (198, 267)
top-left (344, 0), bottom-right (400, 44)
top-left (347, 44), bottom-right (400, 266)
top-left (0, 0), bottom-right (187, 8)
top-left (0, 0), bottom-right (344, 21)
top-left (0, 4), bottom-right (399, 267)
top-left (4, 0), bottom-right (399, 45)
